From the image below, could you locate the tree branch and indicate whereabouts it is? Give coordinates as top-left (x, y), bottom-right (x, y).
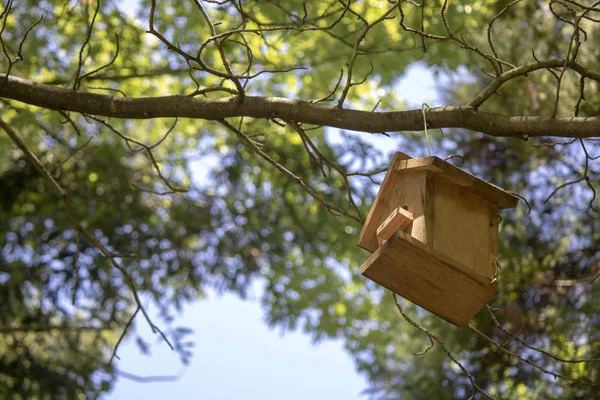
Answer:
top-left (469, 58), bottom-right (600, 109)
top-left (1, 75), bottom-right (599, 138)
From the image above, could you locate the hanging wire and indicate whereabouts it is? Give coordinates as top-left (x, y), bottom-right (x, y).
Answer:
top-left (422, 103), bottom-right (431, 156)
top-left (422, 104), bottom-right (457, 160)
top-left (491, 258), bottom-right (503, 284)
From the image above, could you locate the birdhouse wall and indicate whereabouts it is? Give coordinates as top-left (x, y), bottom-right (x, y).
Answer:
top-left (430, 175), bottom-right (497, 279)
top-left (358, 151), bottom-right (507, 281)
top-left (388, 171), bottom-right (431, 244)
top-left (360, 169), bottom-right (500, 280)
top-left (380, 171), bottom-right (433, 244)
top-left (358, 152), bottom-right (517, 326)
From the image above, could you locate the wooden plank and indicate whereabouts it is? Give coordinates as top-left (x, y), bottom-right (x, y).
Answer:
top-left (376, 207), bottom-right (414, 242)
top-left (394, 156), bottom-right (518, 209)
top-left (432, 175), bottom-right (490, 275)
top-left (361, 231), bottom-right (497, 327)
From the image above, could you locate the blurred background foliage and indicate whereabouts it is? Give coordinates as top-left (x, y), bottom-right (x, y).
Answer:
top-left (1, 0), bottom-right (600, 399)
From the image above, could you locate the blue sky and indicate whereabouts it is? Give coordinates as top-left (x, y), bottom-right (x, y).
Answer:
top-left (111, 291), bottom-right (367, 399)
top-left (109, 2), bottom-right (438, 399)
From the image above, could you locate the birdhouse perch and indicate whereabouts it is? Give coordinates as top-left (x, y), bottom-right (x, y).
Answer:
top-left (358, 152), bottom-right (518, 327)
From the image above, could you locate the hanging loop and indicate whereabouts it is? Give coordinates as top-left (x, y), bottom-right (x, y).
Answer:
top-left (491, 257), bottom-right (503, 284)
top-left (422, 103), bottom-right (431, 156)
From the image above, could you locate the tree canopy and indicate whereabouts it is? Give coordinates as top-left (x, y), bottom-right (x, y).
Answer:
top-left (1, 0), bottom-right (600, 399)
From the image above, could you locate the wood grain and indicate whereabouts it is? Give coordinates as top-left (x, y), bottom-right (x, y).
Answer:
top-left (432, 175), bottom-right (490, 274)
top-left (360, 231), bottom-right (498, 327)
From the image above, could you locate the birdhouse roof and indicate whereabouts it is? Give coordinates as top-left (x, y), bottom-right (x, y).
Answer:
top-left (357, 152), bottom-right (519, 252)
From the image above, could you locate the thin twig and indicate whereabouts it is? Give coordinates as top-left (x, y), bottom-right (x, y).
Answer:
top-left (392, 292), bottom-right (495, 400)
top-left (218, 119), bottom-right (363, 223)
top-left (0, 119), bottom-right (157, 336)
top-left (74, 0), bottom-right (101, 91)
top-left (110, 307), bottom-right (140, 364)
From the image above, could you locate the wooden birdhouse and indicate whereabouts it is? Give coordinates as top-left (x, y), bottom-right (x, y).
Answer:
top-left (358, 152), bottom-right (518, 327)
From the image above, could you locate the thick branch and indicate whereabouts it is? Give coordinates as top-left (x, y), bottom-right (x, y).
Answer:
top-left (1, 75), bottom-right (599, 138)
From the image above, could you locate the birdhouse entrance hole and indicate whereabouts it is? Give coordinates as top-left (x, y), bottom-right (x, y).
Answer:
top-left (358, 152), bottom-right (518, 327)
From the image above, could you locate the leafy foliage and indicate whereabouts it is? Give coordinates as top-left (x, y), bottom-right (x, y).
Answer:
top-left (1, 0), bottom-right (600, 399)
